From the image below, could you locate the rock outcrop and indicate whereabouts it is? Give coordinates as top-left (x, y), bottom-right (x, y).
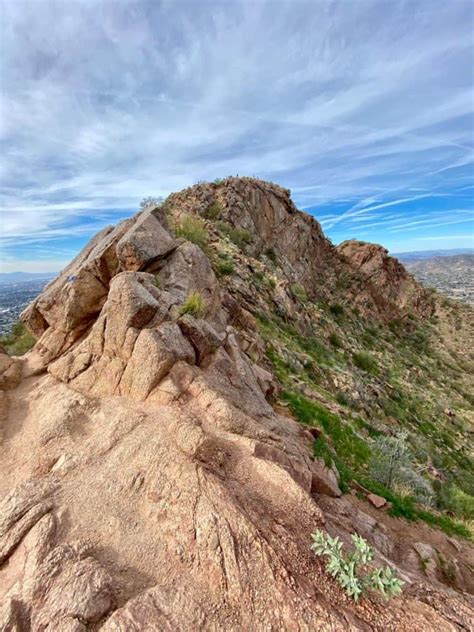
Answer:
top-left (337, 240), bottom-right (435, 320)
top-left (1, 178), bottom-right (471, 630)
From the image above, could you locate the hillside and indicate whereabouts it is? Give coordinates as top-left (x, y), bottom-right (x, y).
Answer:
top-left (1, 177), bottom-right (473, 630)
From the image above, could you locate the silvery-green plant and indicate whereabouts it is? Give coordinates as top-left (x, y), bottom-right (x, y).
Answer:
top-left (311, 530), bottom-right (403, 601)
top-left (140, 196), bottom-right (163, 210)
top-left (369, 431), bottom-right (434, 506)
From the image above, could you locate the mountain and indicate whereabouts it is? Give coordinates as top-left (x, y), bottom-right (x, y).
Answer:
top-left (0, 271), bottom-right (56, 285)
top-left (1, 177), bottom-right (473, 630)
top-left (395, 248), bottom-right (474, 262)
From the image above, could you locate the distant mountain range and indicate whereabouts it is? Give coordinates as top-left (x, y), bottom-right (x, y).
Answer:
top-left (394, 247), bottom-right (474, 262)
top-left (0, 271), bottom-right (56, 285)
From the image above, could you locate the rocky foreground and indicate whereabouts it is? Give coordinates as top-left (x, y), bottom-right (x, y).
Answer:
top-left (1, 178), bottom-right (473, 630)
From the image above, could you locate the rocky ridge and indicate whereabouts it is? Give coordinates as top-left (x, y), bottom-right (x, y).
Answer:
top-left (1, 177), bottom-right (472, 630)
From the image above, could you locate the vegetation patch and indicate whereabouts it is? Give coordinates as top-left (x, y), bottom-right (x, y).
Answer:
top-left (329, 303), bottom-right (344, 317)
top-left (353, 351), bottom-right (379, 375)
top-left (216, 221), bottom-right (252, 250)
top-left (202, 201), bottom-right (222, 220)
top-left (291, 284), bottom-right (308, 303)
top-left (174, 215), bottom-right (209, 250)
top-left (311, 530), bottom-right (403, 601)
top-left (179, 291), bottom-right (206, 318)
top-left (0, 322), bottom-right (36, 356)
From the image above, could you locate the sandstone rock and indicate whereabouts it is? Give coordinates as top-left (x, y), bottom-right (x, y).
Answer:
top-left (310, 458), bottom-right (342, 497)
top-left (0, 349), bottom-right (22, 390)
top-left (251, 362), bottom-right (279, 401)
top-left (30, 544), bottom-right (115, 629)
top-left (367, 493), bottom-right (387, 509)
top-left (178, 314), bottom-right (224, 364)
top-left (116, 208), bottom-right (177, 271)
top-left (4, 178), bottom-right (472, 631)
top-left (413, 542), bottom-right (439, 581)
top-left (120, 323), bottom-right (195, 399)
top-left (337, 240), bottom-right (435, 320)
top-left (156, 241), bottom-right (223, 323)
top-left (0, 598), bottom-right (22, 632)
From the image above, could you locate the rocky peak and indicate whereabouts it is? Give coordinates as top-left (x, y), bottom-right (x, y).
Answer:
top-left (1, 178), bottom-right (470, 630)
top-left (337, 239), bottom-right (434, 320)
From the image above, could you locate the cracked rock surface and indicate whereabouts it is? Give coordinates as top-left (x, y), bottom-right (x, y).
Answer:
top-left (1, 178), bottom-right (471, 631)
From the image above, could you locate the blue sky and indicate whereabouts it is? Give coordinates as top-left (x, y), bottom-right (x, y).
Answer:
top-left (1, 0), bottom-right (473, 272)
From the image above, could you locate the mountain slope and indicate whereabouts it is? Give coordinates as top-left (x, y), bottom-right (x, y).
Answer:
top-left (1, 177), bottom-right (473, 630)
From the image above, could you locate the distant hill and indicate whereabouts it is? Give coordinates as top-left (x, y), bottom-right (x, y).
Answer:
top-left (0, 271), bottom-right (56, 285)
top-left (395, 247), bottom-right (474, 263)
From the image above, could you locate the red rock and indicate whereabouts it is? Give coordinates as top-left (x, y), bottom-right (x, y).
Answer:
top-left (367, 493), bottom-right (387, 509)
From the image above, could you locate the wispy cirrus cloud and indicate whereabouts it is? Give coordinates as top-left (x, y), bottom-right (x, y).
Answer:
top-left (1, 0), bottom-right (473, 271)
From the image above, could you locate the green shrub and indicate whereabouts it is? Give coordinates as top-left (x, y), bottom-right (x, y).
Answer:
top-left (311, 530), bottom-right (403, 601)
top-left (353, 351), bottom-right (378, 375)
top-left (329, 303), bottom-right (344, 317)
top-left (264, 247), bottom-right (278, 264)
top-left (335, 391), bottom-right (349, 406)
top-left (329, 332), bottom-right (343, 348)
top-left (438, 484), bottom-right (474, 520)
top-left (179, 291), bottom-right (206, 318)
top-left (291, 284), bottom-right (308, 303)
top-left (174, 215), bottom-right (209, 249)
top-left (216, 222), bottom-right (252, 250)
top-left (202, 201), bottom-right (221, 220)
top-left (0, 322), bottom-right (36, 356)
top-left (215, 256), bottom-right (235, 277)
top-left (252, 270), bottom-right (275, 290)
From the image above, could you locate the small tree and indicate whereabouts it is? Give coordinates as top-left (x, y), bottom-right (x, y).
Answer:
top-left (311, 530), bottom-right (403, 601)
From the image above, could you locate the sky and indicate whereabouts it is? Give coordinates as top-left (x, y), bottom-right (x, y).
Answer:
top-left (1, 0), bottom-right (473, 273)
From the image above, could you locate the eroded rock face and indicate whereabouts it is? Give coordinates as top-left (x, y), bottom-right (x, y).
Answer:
top-left (2, 178), bottom-right (471, 630)
top-left (337, 240), bottom-right (435, 320)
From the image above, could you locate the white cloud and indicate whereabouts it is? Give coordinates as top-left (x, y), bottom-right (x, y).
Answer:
top-left (0, 0), bottom-right (473, 269)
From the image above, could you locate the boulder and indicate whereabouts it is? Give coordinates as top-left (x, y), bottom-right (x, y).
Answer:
top-left (0, 349), bottom-right (22, 390)
top-left (178, 314), bottom-right (224, 364)
top-left (310, 458), bottom-right (342, 497)
top-left (116, 208), bottom-right (177, 271)
top-left (367, 493), bottom-right (387, 509)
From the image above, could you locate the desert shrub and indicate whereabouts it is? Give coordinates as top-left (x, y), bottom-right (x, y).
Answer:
top-left (252, 270), bottom-right (275, 290)
top-left (329, 303), bottom-right (344, 317)
top-left (329, 332), bottom-right (343, 348)
top-left (264, 247), bottom-right (277, 264)
top-left (216, 222), bottom-right (252, 250)
top-left (311, 530), bottom-right (403, 601)
top-left (369, 431), bottom-right (434, 506)
top-left (335, 391), bottom-right (349, 406)
top-left (353, 351), bottom-right (378, 375)
top-left (438, 484), bottom-right (474, 520)
top-left (202, 201), bottom-right (221, 220)
top-left (174, 216), bottom-right (209, 249)
top-left (179, 291), bottom-right (205, 318)
top-left (215, 255), bottom-right (235, 277)
top-left (0, 322), bottom-right (36, 356)
top-left (291, 284), bottom-right (308, 303)
top-left (140, 196), bottom-right (162, 209)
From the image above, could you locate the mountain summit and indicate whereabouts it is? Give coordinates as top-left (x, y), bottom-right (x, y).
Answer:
top-left (1, 178), bottom-right (473, 630)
